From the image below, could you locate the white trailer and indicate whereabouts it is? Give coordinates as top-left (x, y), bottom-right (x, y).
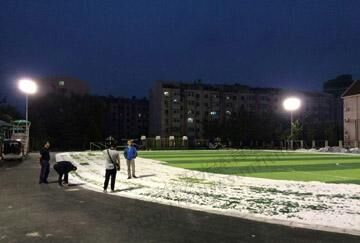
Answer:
top-left (1, 139), bottom-right (24, 160)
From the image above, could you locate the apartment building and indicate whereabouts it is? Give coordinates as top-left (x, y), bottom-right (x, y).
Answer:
top-left (323, 74), bottom-right (354, 140)
top-left (342, 80), bottom-right (360, 147)
top-left (149, 80), bottom-right (334, 139)
top-left (103, 96), bottom-right (148, 140)
top-left (37, 76), bottom-right (90, 96)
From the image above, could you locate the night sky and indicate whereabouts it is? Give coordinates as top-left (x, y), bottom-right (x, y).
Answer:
top-left (1, 0), bottom-right (360, 105)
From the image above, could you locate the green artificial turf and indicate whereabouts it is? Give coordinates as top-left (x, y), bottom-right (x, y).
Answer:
top-left (138, 150), bottom-right (360, 184)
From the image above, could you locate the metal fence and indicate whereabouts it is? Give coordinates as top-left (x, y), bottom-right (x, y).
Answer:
top-left (89, 138), bottom-right (346, 151)
top-left (90, 138), bottom-right (210, 151)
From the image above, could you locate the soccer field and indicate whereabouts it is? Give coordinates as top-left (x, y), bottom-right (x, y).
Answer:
top-left (139, 150), bottom-right (360, 184)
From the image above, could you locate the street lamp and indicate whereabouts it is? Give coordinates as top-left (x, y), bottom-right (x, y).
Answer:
top-left (283, 97), bottom-right (301, 149)
top-left (18, 78), bottom-right (38, 153)
top-left (18, 78), bottom-right (38, 123)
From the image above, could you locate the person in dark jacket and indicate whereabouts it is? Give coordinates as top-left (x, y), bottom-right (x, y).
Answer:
top-left (53, 161), bottom-right (77, 186)
top-left (39, 141), bottom-right (51, 184)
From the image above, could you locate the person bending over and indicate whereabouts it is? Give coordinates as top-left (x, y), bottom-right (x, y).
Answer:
top-left (53, 161), bottom-right (77, 186)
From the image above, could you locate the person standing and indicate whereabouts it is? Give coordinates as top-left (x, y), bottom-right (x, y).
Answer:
top-left (103, 143), bottom-right (120, 192)
top-left (39, 141), bottom-right (50, 184)
top-left (53, 161), bottom-right (77, 186)
top-left (124, 140), bottom-right (138, 179)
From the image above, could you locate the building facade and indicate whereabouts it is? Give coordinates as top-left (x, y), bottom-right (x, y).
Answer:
top-left (323, 74), bottom-right (354, 140)
top-left (149, 80), bottom-right (335, 139)
top-left (103, 96), bottom-right (149, 141)
top-left (342, 80), bottom-right (360, 147)
top-left (324, 75), bottom-right (354, 97)
top-left (37, 76), bottom-right (90, 96)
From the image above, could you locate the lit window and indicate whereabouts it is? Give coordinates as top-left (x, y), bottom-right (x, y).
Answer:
top-left (226, 111), bottom-right (232, 115)
top-left (187, 118), bottom-right (194, 123)
top-left (138, 113), bottom-right (142, 117)
top-left (226, 96), bottom-right (230, 100)
top-left (210, 111), bottom-right (217, 116)
top-left (59, 81), bottom-right (65, 86)
top-left (164, 91), bottom-right (169, 96)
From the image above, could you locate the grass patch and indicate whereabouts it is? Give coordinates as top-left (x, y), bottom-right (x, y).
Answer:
top-left (139, 150), bottom-right (360, 184)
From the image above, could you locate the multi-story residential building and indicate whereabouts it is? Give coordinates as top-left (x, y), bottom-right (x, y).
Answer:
top-left (323, 74), bottom-right (354, 140)
top-left (102, 96), bottom-right (148, 140)
top-left (31, 76), bottom-right (148, 145)
top-left (149, 80), bottom-right (335, 139)
top-left (324, 75), bottom-right (354, 97)
top-left (342, 80), bottom-right (360, 147)
top-left (37, 76), bottom-right (90, 96)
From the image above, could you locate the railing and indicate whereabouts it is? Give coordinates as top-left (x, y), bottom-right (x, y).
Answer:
top-left (90, 138), bottom-right (347, 151)
top-left (89, 142), bottom-right (107, 151)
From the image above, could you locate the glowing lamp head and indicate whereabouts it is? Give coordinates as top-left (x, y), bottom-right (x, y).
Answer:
top-left (283, 97), bottom-right (301, 111)
top-left (18, 79), bottom-right (38, 95)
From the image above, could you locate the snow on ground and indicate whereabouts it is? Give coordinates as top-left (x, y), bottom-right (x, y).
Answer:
top-left (297, 146), bottom-right (360, 153)
top-left (56, 151), bottom-right (360, 235)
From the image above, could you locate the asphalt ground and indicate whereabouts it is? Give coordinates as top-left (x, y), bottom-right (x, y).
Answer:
top-left (0, 153), bottom-right (359, 243)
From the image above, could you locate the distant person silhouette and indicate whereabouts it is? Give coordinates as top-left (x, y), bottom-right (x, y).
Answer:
top-left (39, 141), bottom-right (50, 184)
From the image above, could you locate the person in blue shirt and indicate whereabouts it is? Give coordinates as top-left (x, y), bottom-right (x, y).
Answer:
top-left (124, 140), bottom-right (137, 179)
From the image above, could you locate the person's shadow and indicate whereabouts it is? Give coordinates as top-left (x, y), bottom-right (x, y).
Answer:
top-left (47, 180), bottom-right (85, 187)
top-left (112, 186), bottom-right (144, 193)
top-left (68, 183), bottom-right (85, 187)
top-left (136, 174), bottom-right (156, 178)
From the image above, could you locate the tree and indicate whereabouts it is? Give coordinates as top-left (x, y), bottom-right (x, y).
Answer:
top-left (0, 99), bottom-right (21, 123)
top-left (289, 120), bottom-right (303, 140)
top-left (203, 109), bottom-right (288, 147)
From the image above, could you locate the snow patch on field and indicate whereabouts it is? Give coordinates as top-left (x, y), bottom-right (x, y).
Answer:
top-left (56, 151), bottom-right (360, 235)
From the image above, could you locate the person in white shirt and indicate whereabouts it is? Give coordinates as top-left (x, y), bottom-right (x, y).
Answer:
top-left (103, 143), bottom-right (120, 192)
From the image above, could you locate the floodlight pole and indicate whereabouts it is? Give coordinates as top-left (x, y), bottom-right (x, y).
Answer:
top-left (290, 111), bottom-right (293, 150)
top-left (18, 79), bottom-right (37, 154)
top-left (283, 97), bottom-right (301, 150)
top-left (26, 94), bottom-right (30, 135)
top-left (26, 94), bottom-right (28, 124)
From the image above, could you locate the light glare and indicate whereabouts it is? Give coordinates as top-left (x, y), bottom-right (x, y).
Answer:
top-left (18, 79), bottom-right (38, 94)
top-left (283, 97), bottom-right (301, 111)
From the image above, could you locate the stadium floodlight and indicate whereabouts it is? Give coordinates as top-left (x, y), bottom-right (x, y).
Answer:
top-left (283, 97), bottom-right (301, 111)
top-left (18, 78), bottom-right (38, 153)
top-left (283, 97), bottom-right (301, 149)
top-left (18, 78), bottom-right (38, 122)
top-left (18, 78), bottom-right (38, 95)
